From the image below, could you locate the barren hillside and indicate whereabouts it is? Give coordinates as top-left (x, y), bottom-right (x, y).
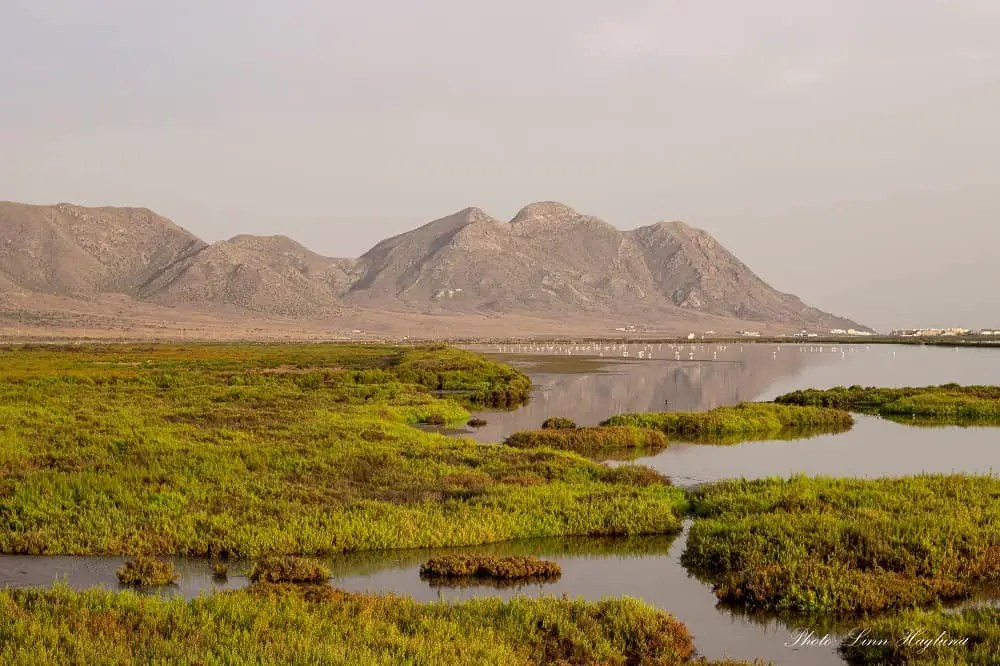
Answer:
top-left (0, 200), bottom-right (865, 335)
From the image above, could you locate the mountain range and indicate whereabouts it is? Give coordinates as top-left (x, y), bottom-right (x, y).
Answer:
top-left (0, 200), bottom-right (865, 338)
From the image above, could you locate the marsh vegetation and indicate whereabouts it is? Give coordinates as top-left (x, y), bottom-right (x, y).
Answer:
top-left (8, 341), bottom-right (999, 664)
top-left (0, 584), bottom-right (760, 665)
top-left (775, 384), bottom-right (1000, 424)
top-left (419, 554), bottom-right (561, 581)
top-left (115, 556), bottom-right (179, 587)
top-left (504, 426), bottom-right (669, 455)
top-left (248, 556), bottom-right (331, 584)
top-left (683, 475), bottom-right (1000, 614)
top-left (838, 607), bottom-right (1000, 665)
top-left (541, 416), bottom-right (577, 429)
top-left (602, 403), bottom-right (854, 443)
top-left (0, 344), bottom-right (686, 557)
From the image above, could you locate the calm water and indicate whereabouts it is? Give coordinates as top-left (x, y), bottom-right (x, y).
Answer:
top-left (4, 343), bottom-right (999, 665)
top-left (455, 343), bottom-right (1000, 485)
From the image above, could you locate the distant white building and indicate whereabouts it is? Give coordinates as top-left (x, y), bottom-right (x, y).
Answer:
top-left (891, 327), bottom-right (971, 337)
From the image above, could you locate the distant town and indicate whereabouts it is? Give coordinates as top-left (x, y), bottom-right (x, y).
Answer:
top-left (610, 325), bottom-right (1000, 339)
top-left (887, 328), bottom-right (1000, 337)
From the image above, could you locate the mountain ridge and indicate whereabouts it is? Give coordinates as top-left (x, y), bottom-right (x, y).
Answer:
top-left (0, 200), bottom-right (867, 333)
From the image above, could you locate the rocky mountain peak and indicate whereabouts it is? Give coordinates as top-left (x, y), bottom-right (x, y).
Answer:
top-left (510, 201), bottom-right (579, 222)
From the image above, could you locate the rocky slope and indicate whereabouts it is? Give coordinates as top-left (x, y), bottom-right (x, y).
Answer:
top-left (0, 202), bottom-right (205, 296)
top-left (141, 234), bottom-right (358, 316)
top-left (347, 202), bottom-right (860, 330)
top-left (0, 200), bottom-right (865, 332)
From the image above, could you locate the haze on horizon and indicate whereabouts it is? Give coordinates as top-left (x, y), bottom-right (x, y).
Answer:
top-left (2, 1), bottom-right (997, 332)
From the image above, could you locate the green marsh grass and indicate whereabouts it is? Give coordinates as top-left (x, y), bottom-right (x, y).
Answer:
top-left (838, 607), bottom-right (1000, 664)
top-left (504, 426), bottom-right (669, 455)
top-left (0, 584), bottom-right (761, 665)
top-left (419, 554), bottom-right (561, 580)
top-left (248, 556), bottom-right (331, 583)
top-left (0, 343), bottom-right (686, 556)
top-left (683, 475), bottom-right (1000, 614)
top-left (541, 417), bottom-right (577, 429)
top-left (115, 556), bottom-right (179, 587)
top-left (601, 403), bottom-right (854, 443)
top-left (775, 384), bottom-right (1000, 424)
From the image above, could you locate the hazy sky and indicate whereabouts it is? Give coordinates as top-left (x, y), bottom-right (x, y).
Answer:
top-left (2, 1), bottom-right (998, 330)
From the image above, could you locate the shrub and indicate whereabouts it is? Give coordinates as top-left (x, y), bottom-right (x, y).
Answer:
top-left (419, 554), bottom-right (561, 580)
top-left (541, 417), bottom-right (577, 429)
top-left (213, 563), bottom-right (228, 578)
top-left (116, 556), bottom-right (179, 587)
top-left (248, 556), bottom-right (331, 584)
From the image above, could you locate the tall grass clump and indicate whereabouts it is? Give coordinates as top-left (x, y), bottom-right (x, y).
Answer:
top-left (775, 384), bottom-right (1000, 424)
top-left (115, 556), bottom-right (179, 587)
top-left (683, 475), bottom-right (1000, 614)
top-left (541, 417), bottom-right (577, 429)
top-left (602, 403), bottom-right (854, 443)
top-left (248, 556), bottom-right (331, 583)
top-left (419, 555), bottom-right (561, 581)
top-left (504, 426), bottom-right (668, 455)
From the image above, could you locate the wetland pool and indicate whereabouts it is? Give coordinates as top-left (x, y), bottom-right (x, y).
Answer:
top-left (0, 530), bottom-right (857, 665)
top-left (457, 342), bottom-right (1000, 485)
